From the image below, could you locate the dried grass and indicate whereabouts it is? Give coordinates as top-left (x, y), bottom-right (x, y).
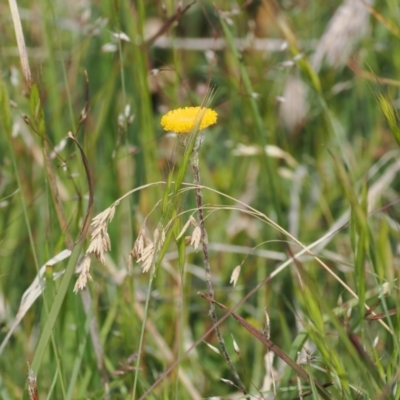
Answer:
top-left (8, 0), bottom-right (32, 85)
top-left (0, 250), bottom-right (71, 355)
top-left (130, 225), bottom-right (166, 273)
top-left (74, 206), bottom-right (115, 292)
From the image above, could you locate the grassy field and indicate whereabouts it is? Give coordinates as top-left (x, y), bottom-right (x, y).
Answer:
top-left (1, 0), bottom-right (400, 399)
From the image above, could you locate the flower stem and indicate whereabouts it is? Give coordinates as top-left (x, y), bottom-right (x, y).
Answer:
top-left (191, 157), bottom-right (249, 398)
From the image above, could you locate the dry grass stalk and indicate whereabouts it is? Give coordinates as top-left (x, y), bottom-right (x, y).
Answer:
top-left (0, 250), bottom-right (71, 355)
top-left (191, 158), bottom-right (249, 398)
top-left (8, 0), bottom-right (32, 86)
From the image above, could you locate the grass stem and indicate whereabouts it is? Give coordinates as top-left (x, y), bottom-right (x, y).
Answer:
top-left (191, 157), bottom-right (249, 398)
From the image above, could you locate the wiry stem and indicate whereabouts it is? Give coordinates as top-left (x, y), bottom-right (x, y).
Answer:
top-left (190, 152), bottom-right (248, 398)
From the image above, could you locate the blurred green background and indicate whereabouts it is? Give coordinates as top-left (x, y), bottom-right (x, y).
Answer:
top-left (1, 0), bottom-right (400, 398)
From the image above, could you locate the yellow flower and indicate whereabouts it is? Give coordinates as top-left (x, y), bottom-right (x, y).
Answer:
top-left (160, 107), bottom-right (218, 134)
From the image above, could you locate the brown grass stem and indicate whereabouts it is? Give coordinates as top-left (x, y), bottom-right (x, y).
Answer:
top-left (190, 158), bottom-right (249, 398)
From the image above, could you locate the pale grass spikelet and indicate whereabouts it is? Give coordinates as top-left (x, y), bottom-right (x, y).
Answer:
top-left (131, 228), bottom-right (149, 260)
top-left (190, 226), bottom-right (202, 250)
top-left (131, 227), bottom-right (165, 273)
top-left (130, 228), bottom-right (153, 273)
top-left (262, 308), bottom-right (271, 339)
top-left (176, 215), bottom-right (197, 240)
top-left (231, 334), bottom-right (240, 355)
top-left (230, 265), bottom-right (241, 287)
top-left (220, 378), bottom-right (235, 387)
top-left (153, 226), bottom-right (166, 253)
top-left (312, 0), bottom-right (373, 72)
top-left (204, 341), bottom-right (221, 355)
top-left (74, 206), bottom-right (115, 292)
top-left (87, 207), bottom-right (115, 264)
top-left (73, 255), bottom-right (92, 293)
top-left (137, 243), bottom-right (155, 273)
top-left (86, 229), bottom-right (111, 265)
top-left (177, 216), bottom-right (201, 249)
top-left (92, 206), bottom-right (116, 226)
top-left (111, 31), bottom-right (131, 42)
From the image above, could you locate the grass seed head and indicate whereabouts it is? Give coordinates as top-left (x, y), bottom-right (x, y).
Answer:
top-left (230, 265), bottom-right (241, 287)
top-left (190, 226), bottom-right (201, 250)
top-left (137, 243), bottom-right (155, 273)
top-left (27, 365), bottom-right (38, 400)
top-left (73, 255), bottom-right (92, 292)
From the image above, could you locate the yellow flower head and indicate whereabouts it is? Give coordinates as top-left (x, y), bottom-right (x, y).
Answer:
top-left (160, 107), bottom-right (218, 134)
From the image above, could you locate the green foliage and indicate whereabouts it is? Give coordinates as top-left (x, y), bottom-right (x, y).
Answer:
top-left (378, 93), bottom-right (400, 147)
top-left (1, 1), bottom-right (400, 399)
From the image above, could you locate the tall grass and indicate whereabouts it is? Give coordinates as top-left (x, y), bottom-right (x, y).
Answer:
top-left (1, 0), bottom-right (400, 399)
